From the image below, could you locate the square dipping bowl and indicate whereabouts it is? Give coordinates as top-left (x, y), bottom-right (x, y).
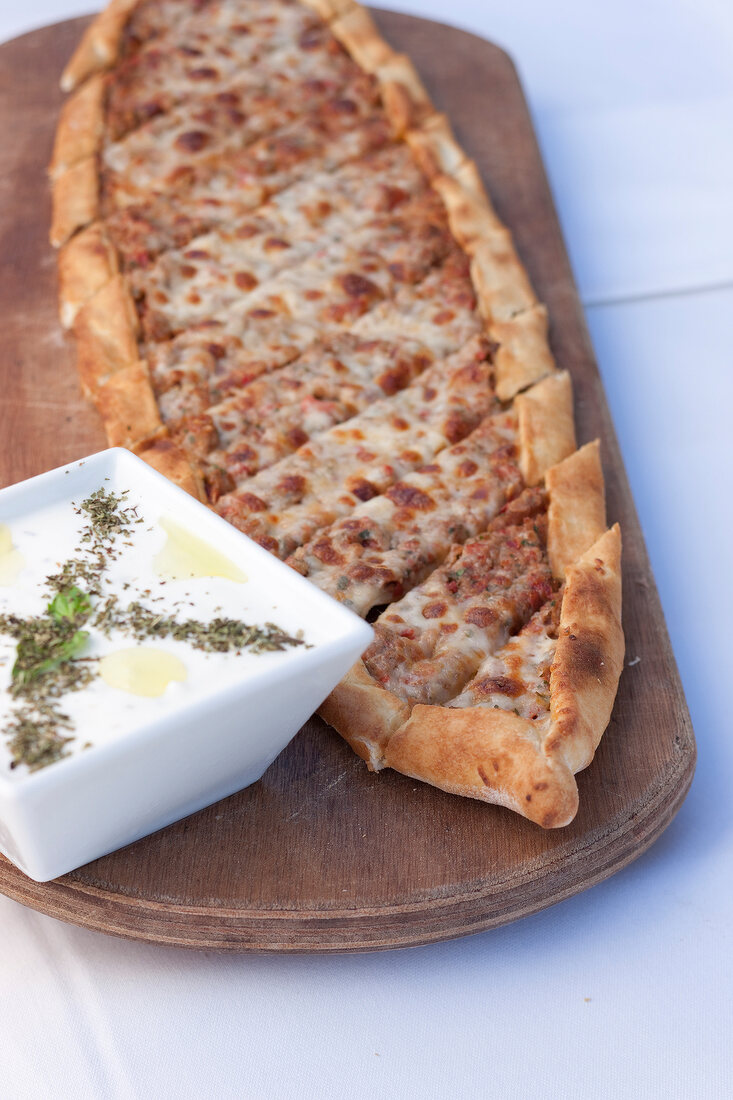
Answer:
top-left (0, 449), bottom-right (373, 881)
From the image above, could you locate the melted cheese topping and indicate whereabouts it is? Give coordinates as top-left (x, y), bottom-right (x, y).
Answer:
top-left (134, 146), bottom-right (426, 339)
top-left (215, 337), bottom-right (495, 558)
top-left (289, 409), bottom-right (522, 617)
top-left (105, 66), bottom-right (362, 203)
top-left (449, 599), bottom-right (561, 722)
top-left (105, 0), bottom-right (333, 142)
top-left (201, 332), bottom-right (435, 481)
top-left (365, 506), bottom-right (553, 706)
top-left (151, 247), bottom-right (480, 430)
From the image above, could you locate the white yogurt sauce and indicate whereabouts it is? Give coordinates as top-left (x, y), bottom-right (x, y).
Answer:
top-left (0, 485), bottom-right (317, 781)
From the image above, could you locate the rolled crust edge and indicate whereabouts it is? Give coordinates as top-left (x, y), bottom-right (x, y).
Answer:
top-left (60, 0), bottom-right (139, 91)
top-left (318, 660), bottom-right (410, 771)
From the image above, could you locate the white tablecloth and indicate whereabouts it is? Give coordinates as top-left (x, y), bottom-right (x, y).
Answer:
top-left (2, 3), bottom-right (732, 1097)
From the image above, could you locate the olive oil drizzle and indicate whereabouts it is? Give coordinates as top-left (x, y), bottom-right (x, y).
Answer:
top-left (0, 524), bottom-right (25, 586)
top-left (0, 488), bottom-right (305, 772)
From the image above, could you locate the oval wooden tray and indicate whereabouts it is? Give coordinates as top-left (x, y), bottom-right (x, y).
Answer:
top-left (0, 10), bottom-right (695, 952)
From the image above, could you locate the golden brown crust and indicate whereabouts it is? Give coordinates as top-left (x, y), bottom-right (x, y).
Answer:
top-left (470, 232), bottom-right (537, 323)
top-left (94, 360), bottom-right (162, 448)
top-left (318, 661), bottom-right (409, 771)
top-left (431, 162), bottom-right (504, 254)
top-left (132, 436), bottom-right (207, 502)
top-left (57, 222), bottom-right (119, 328)
top-left (546, 525), bottom-right (624, 774)
top-left (491, 303), bottom-right (556, 402)
top-left (404, 114), bottom-right (468, 180)
top-left (516, 370), bottom-right (576, 486)
top-left (50, 156), bottom-right (99, 248)
top-left (49, 74), bottom-right (106, 179)
top-left (453, 160), bottom-right (495, 206)
top-left (384, 706), bottom-right (579, 828)
top-left (299, 0), bottom-right (356, 21)
top-left (375, 53), bottom-right (434, 134)
top-left (60, 0), bottom-right (139, 92)
top-left (72, 275), bottom-right (140, 395)
top-left (329, 6), bottom-right (395, 72)
top-left (382, 526), bottom-right (622, 827)
top-left (545, 440), bottom-right (606, 580)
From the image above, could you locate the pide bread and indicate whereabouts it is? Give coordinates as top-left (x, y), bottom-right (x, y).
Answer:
top-left (51, 0), bottom-right (623, 826)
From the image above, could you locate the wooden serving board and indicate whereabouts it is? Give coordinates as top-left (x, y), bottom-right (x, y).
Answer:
top-left (0, 11), bottom-right (695, 953)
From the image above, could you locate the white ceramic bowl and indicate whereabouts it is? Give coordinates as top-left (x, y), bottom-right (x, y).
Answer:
top-left (0, 449), bottom-right (372, 881)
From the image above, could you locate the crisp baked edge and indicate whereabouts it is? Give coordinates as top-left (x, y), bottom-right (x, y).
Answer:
top-left (385, 707), bottom-right (579, 828)
top-left (58, 221), bottom-right (119, 328)
top-left (383, 525), bottom-right (623, 827)
top-left (545, 523), bottom-right (624, 774)
top-left (300, 0), bottom-right (357, 22)
top-left (132, 434), bottom-right (207, 502)
top-left (93, 359), bottom-right (163, 448)
top-left (515, 369), bottom-right (577, 486)
top-left (546, 439), bottom-right (606, 580)
top-left (491, 303), bottom-right (556, 402)
top-left (431, 161), bottom-right (504, 252)
top-left (60, 0), bottom-right (140, 92)
top-left (329, 6), bottom-right (396, 72)
top-left (49, 74), bottom-right (106, 179)
top-left (318, 660), bottom-right (410, 770)
top-left (50, 156), bottom-right (99, 248)
top-left (72, 274), bottom-right (139, 394)
top-left (469, 231), bottom-right (537, 323)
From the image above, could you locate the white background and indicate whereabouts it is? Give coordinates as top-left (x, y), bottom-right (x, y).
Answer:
top-left (2, 3), bottom-right (732, 1097)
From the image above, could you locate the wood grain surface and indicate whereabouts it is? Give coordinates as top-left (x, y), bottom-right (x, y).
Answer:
top-left (0, 10), bottom-right (695, 952)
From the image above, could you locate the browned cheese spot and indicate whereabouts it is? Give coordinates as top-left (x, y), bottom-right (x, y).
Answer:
top-left (475, 675), bottom-right (522, 697)
top-left (276, 474), bottom-right (307, 498)
top-left (286, 427), bottom-right (309, 449)
top-left (350, 478), bottom-right (379, 502)
top-left (313, 539), bottom-right (344, 566)
top-left (386, 484), bottom-right (435, 510)
top-left (237, 492), bottom-right (269, 513)
top-left (464, 607), bottom-right (498, 628)
top-left (351, 563), bottom-right (376, 582)
top-left (174, 130), bottom-right (210, 153)
top-left (257, 535), bottom-right (279, 554)
top-left (422, 601), bottom-right (447, 619)
top-left (234, 271), bottom-right (258, 291)
top-left (339, 273), bottom-right (380, 299)
top-left (457, 460), bottom-right (479, 477)
top-left (444, 413), bottom-right (470, 444)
